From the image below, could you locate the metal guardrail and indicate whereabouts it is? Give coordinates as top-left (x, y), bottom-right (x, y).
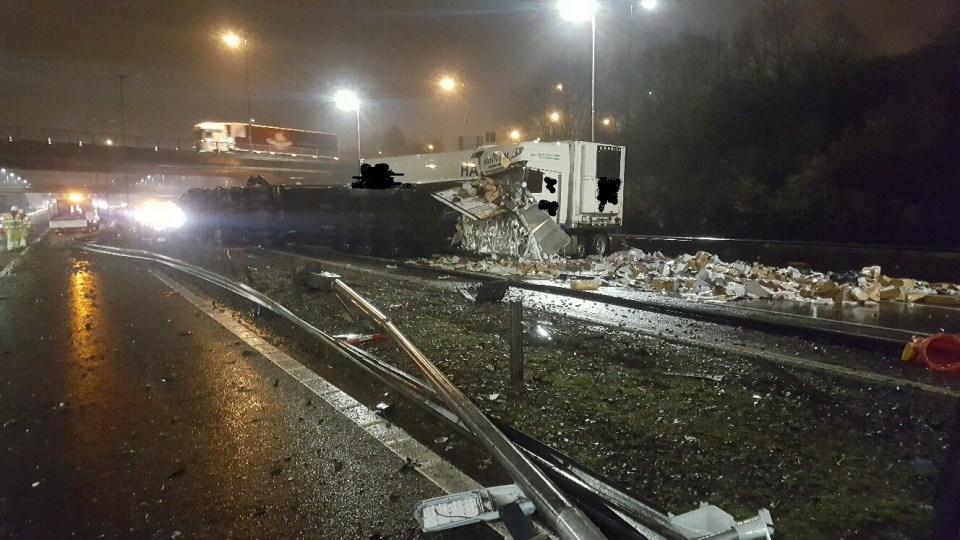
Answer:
top-left (1, 125), bottom-right (338, 161)
top-left (236, 143), bottom-right (337, 160)
top-left (1, 124), bottom-right (190, 152)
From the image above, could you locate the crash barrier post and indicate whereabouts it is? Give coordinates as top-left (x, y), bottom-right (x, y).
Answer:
top-left (287, 256), bottom-right (303, 307)
top-left (510, 301), bottom-right (524, 393)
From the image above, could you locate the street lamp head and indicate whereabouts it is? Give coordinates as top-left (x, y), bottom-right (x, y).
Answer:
top-left (549, 111), bottom-right (561, 123)
top-left (555, 83), bottom-right (564, 92)
top-left (333, 90), bottom-right (360, 112)
top-left (509, 129), bottom-right (521, 142)
top-left (640, 0), bottom-right (657, 11)
top-left (221, 31), bottom-right (244, 49)
top-left (602, 117), bottom-right (612, 126)
top-left (439, 76), bottom-right (457, 93)
top-left (557, 0), bottom-right (597, 23)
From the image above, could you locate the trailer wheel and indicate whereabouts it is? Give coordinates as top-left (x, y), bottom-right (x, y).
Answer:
top-left (590, 233), bottom-right (609, 256)
top-left (569, 235), bottom-right (587, 259)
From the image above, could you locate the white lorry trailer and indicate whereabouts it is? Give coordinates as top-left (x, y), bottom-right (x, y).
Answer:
top-left (379, 141), bottom-right (625, 257)
top-left (193, 121), bottom-right (338, 158)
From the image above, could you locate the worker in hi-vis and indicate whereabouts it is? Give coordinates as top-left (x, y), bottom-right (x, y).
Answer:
top-left (2, 206), bottom-right (28, 250)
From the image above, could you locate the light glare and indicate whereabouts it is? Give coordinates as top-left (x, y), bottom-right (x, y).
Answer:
top-left (557, 0), bottom-right (596, 23)
top-left (133, 200), bottom-right (186, 231)
top-left (640, 0), bottom-right (657, 10)
top-left (333, 90), bottom-right (360, 112)
top-left (221, 31), bottom-right (243, 49)
top-left (439, 76), bottom-right (457, 92)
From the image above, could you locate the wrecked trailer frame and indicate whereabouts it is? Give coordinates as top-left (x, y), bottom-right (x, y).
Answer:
top-left (80, 243), bottom-right (774, 540)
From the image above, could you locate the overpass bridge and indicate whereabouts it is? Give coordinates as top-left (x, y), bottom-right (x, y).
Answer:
top-left (0, 125), bottom-right (354, 193)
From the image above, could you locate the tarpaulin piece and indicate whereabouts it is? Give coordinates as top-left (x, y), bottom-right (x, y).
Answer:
top-left (902, 334), bottom-right (960, 372)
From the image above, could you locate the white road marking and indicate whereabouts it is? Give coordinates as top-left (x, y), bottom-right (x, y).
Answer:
top-left (150, 269), bottom-right (512, 537)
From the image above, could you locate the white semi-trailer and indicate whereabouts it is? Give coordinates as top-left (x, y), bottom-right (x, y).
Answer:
top-left (378, 141), bottom-right (625, 257)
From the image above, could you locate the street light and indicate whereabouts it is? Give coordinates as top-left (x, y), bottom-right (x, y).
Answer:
top-left (559, 1), bottom-right (654, 141)
top-left (221, 31), bottom-right (252, 149)
top-left (333, 89), bottom-right (361, 174)
top-left (439, 74), bottom-right (467, 150)
top-left (548, 111), bottom-right (562, 123)
top-left (558, 0), bottom-right (597, 141)
top-left (509, 129), bottom-right (521, 142)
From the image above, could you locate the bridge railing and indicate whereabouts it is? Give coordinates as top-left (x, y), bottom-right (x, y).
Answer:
top-left (1, 125), bottom-right (193, 152)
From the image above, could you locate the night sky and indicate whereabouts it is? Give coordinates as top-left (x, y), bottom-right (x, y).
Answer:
top-left (0, 0), bottom-right (956, 155)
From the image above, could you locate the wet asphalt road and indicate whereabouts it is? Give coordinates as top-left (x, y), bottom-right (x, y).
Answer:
top-left (0, 234), bottom-right (500, 539)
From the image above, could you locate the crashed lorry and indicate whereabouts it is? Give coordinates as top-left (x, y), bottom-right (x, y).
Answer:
top-left (381, 140), bottom-right (625, 258)
top-left (180, 141), bottom-right (625, 259)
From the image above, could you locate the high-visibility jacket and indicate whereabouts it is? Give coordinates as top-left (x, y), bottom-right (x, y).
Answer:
top-left (2, 212), bottom-right (27, 243)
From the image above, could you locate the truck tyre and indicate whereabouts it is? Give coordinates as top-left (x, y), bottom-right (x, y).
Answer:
top-left (590, 233), bottom-right (609, 256)
top-left (570, 235), bottom-right (587, 259)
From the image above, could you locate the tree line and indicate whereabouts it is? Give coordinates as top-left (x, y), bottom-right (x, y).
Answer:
top-left (512, 1), bottom-right (959, 247)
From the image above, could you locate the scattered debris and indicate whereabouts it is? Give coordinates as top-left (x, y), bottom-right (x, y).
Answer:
top-left (460, 280), bottom-right (510, 303)
top-left (663, 371), bottom-right (725, 383)
top-left (419, 249), bottom-right (960, 307)
top-left (487, 393), bottom-right (500, 401)
top-left (334, 333), bottom-right (388, 345)
top-left (375, 402), bottom-right (391, 416)
top-left (570, 278), bottom-right (601, 291)
top-left (415, 484), bottom-right (536, 533)
top-left (399, 456), bottom-right (420, 472)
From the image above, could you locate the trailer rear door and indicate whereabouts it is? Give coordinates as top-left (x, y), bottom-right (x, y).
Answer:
top-left (578, 144), bottom-right (623, 215)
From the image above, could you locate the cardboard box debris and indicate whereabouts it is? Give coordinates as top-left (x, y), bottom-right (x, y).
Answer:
top-left (570, 278), bottom-right (601, 291)
top-left (921, 294), bottom-right (960, 306)
top-left (419, 249), bottom-right (959, 308)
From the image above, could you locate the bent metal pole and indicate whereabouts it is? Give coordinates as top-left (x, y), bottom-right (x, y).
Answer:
top-left (330, 279), bottom-right (605, 540)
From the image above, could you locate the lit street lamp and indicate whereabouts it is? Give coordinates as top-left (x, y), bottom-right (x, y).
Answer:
top-left (222, 31), bottom-right (252, 148)
top-left (438, 75), bottom-right (467, 150)
top-left (509, 129), bottom-right (521, 142)
top-left (333, 90), bottom-right (362, 174)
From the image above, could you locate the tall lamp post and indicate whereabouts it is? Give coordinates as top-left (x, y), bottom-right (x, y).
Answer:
top-left (221, 31), bottom-right (252, 149)
top-left (333, 90), bottom-right (362, 175)
top-left (115, 74), bottom-right (129, 203)
top-left (439, 75), bottom-right (466, 150)
top-left (559, 0), bottom-right (655, 142)
top-left (557, 0), bottom-right (597, 141)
